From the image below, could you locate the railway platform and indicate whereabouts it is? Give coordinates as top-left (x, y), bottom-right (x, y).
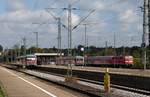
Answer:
top-left (1, 64), bottom-right (150, 97)
top-left (0, 66), bottom-right (89, 97)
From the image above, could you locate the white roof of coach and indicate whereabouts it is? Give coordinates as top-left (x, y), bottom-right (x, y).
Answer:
top-left (34, 53), bottom-right (64, 56)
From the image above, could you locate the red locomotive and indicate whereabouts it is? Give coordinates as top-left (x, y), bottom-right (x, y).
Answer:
top-left (85, 56), bottom-right (133, 67)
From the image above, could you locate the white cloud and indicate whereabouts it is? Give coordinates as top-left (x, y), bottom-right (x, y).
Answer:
top-left (6, 0), bottom-right (27, 11)
top-left (0, 9), bottom-right (51, 23)
top-left (62, 11), bottom-right (80, 27)
top-left (0, 0), bottom-right (143, 48)
top-left (72, 13), bottom-right (80, 26)
top-left (119, 9), bottom-right (138, 23)
top-left (94, 1), bottom-right (105, 10)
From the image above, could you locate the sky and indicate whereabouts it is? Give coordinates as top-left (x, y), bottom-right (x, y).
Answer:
top-left (0, 0), bottom-right (143, 49)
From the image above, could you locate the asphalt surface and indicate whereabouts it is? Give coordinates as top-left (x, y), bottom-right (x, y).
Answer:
top-left (0, 66), bottom-right (89, 97)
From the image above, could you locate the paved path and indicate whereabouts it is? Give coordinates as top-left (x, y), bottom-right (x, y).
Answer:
top-left (0, 66), bottom-right (89, 97)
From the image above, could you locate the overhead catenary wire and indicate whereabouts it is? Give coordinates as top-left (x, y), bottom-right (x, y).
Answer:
top-left (1, 0), bottom-right (141, 49)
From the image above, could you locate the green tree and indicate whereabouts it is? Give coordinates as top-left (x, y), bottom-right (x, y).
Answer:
top-left (28, 46), bottom-right (36, 54)
top-left (13, 44), bottom-right (20, 57)
top-left (36, 48), bottom-right (44, 53)
top-left (0, 45), bottom-right (3, 52)
top-left (133, 58), bottom-right (143, 69)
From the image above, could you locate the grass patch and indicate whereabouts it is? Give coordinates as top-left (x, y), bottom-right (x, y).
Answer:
top-left (0, 82), bottom-right (7, 97)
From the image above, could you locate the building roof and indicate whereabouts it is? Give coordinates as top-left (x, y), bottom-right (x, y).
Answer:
top-left (17, 53), bottom-right (64, 59)
top-left (34, 53), bottom-right (64, 56)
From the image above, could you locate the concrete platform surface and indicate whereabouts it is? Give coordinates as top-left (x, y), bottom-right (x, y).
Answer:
top-left (0, 66), bottom-right (89, 97)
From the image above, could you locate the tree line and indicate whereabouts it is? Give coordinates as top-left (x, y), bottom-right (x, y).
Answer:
top-left (0, 44), bottom-right (150, 68)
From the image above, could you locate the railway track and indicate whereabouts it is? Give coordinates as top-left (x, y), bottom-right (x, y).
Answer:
top-left (33, 69), bottom-right (150, 96)
top-left (31, 65), bottom-right (150, 92)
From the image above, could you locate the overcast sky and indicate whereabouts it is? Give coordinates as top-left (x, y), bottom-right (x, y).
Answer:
top-left (0, 0), bottom-right (143, 49)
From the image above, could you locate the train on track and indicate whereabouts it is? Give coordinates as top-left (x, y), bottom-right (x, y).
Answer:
top-left (16, 55), bottom-right (37, 65)
top-left (17, 55), bottom-right (134, 67)
top-left (56, 56), bottom-right (134, 67)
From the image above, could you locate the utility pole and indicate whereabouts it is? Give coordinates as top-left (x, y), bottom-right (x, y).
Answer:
top-left (148, 0), bottom-right (150, 65)
top-left (81, 23), bottom-right (97, 66)
top-left (142, 0), bottom-right (149, 70)
top-left (149, 0), bottom-right (150, 46)
top-left (83, 24), bottom-right (87, 67)
top-left (68, 4), bottom-right (72, 57)
top-left (114, 32), bottom-right (116, 55)
top-left (57, 17), bottom-right (62, 65)
top-left (65, 5), bottom-right (95, 77)
top-left (5, 48), bottom-right (9, 63)
top-left (105, 41), bottom-right (108, 56)
top-left (114, 32), bottom-right (116, 68)
top-left (45, 9), bottom-right (62, 64)
top-left (58, 18), bottom-right (62, 58)
top-left (64, 2), bottom-right (80, 77)
top-left (22, 37), bottom-right (27, 65)
top-left (81, 24), bottom-right (87, 67)
top-left (123, 46), bottom-right (126, 56)
top-left (23, 37), bottom-right (26, 56)
top-left (84, 24), bottom-right (87, 66)
top-left (84, 24), bottom-right (87, 49)
top-left (67, 3), bottom-right (73, 77)
top-left (46, 1), bottom-right (95, 78)
top-left (11, 49), bottom-right (13, 63)
top-left (33, 32), bottom-right (38, 49)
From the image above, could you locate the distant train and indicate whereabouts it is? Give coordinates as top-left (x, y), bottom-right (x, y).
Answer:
top-left (56, 56), bottom-right (134, 67)
top-left (17, 55), bottom-right (37, 65)
top-left (17, 54), bottom-right (134, 67)
top-left (16, 53), bottom-right (59, 65)
top-left (56, 56), bottom-right (84, 65)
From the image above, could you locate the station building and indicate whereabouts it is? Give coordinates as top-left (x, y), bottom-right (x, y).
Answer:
top-left (35, 53), bottom-right (63, 65)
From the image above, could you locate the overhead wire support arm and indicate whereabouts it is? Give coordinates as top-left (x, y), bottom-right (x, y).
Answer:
top-left (72, 9), bottom-right (96, 30)
top-left (45, 8), bottom-right (63, 63)
top-left (70, 0), bottom-right (80, 6)
top-left (45, 8), bottom-right (58, 20)
top-left (45, 8), bottom-right (67, 29)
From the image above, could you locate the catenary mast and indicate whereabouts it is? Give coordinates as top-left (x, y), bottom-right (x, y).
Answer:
top-left (142, 0), bottom-right (149, 70)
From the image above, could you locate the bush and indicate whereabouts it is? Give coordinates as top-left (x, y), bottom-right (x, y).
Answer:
top-left (133, 58), bottom-right (144, 69)
top-left (147, 64), bottom-right (150, 69)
